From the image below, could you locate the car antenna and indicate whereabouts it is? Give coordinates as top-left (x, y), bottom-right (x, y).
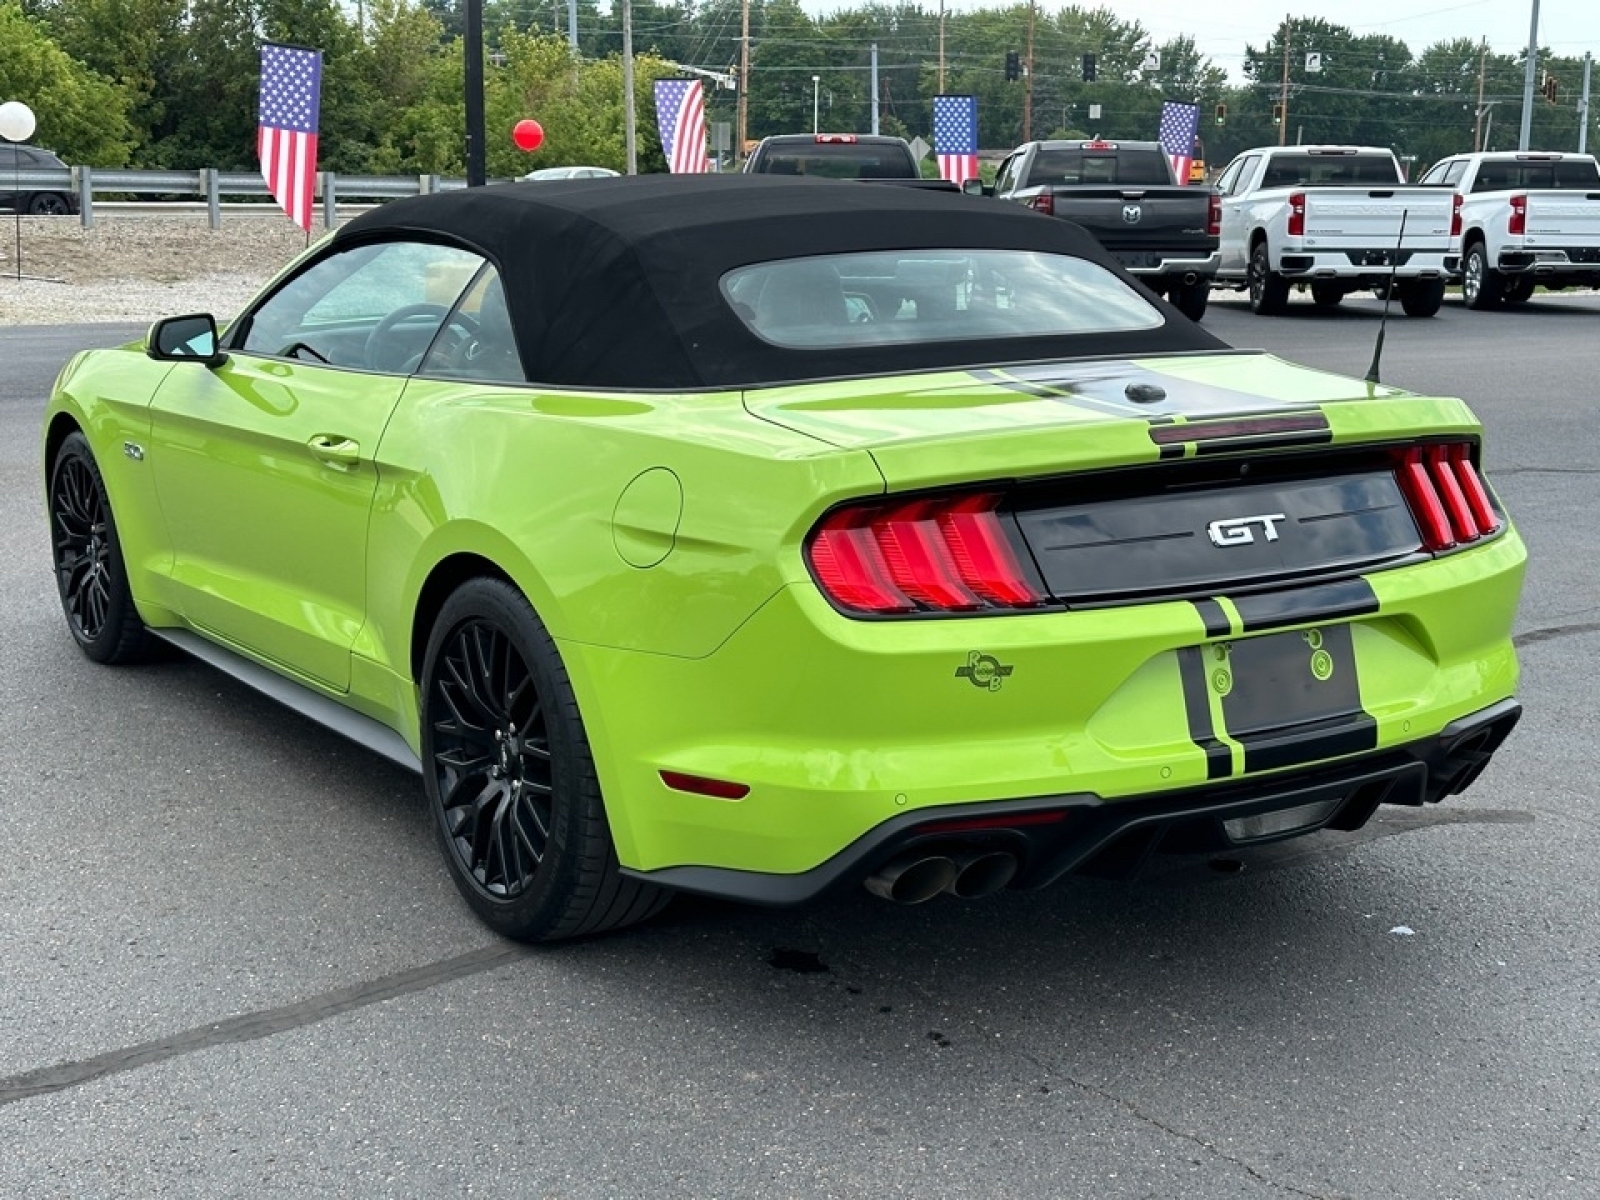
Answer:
top-left (1364, 210), bottom-right (1409, 386)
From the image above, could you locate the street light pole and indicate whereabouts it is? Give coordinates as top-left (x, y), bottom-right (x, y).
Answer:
top-left (1519, 0), bottom-right (1540, 151)
top-left (464, 0), bottom-right (486, 186)
top-left (812, 75), bottom-right (821, 134)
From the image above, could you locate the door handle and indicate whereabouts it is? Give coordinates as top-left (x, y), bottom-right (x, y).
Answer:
top-left (307, 434), bottom-right (361, 468)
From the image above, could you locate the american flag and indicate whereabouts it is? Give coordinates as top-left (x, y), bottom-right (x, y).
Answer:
top-left (1158, 101), bottom-right (1201, 186)
top-left (654, 79), bottom-right (709, 174)
top-left (933, 95), bottom-right (979, 185)
top-left (258, 43), bottom-right (323, 230)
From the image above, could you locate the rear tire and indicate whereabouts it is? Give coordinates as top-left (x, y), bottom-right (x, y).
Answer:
top-left (420, 577), bottom-right (669, 942)
top-left (1462, 243), bottom-right (1503, 310)
top-left (1399, 278), bottom-right (1445, 318)
top-left (1248, 242), bottom-right (1289, 315)
top-left (1310, 282), bottom-right (1344, 308)
top-left (48, 431), bottom-right (150, 664)
top-left (1168, 277), bottom-right (1209, 321)
top-left (27, 192), bottom-right (71, 216)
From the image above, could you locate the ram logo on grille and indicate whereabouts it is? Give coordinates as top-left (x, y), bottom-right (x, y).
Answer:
top-left (1207, 513), bottom-right (1288, 547)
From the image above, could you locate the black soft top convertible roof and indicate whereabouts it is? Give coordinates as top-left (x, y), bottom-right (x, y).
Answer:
top-left (335, 174), bottom-right (1223, 390)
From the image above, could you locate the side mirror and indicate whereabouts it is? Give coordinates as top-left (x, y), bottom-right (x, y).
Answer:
top-left (962, 179), bottom-right (990, 197)
top-left (147, 313), bottom-right (227, 367)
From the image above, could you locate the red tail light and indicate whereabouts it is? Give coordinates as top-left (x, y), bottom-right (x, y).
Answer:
top-left (1450, 193), bottom-right (1463, 238)
top-left (807, 493), bottom-right (1043, 615)
top-left (1207, 192), bottom-right (1222, 238)
top-left (1287, 192), bottom-right (1306, 237)
top-left (1393, 443), bottom-right (1501, 553)
top-left (1028, 192), bottom-right (1055, 216)
top-left (1508, 193), bottom-right (1527, 236)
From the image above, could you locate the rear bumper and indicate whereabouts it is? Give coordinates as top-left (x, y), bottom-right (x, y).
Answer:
top-left (627, 698), bottom-right (1521, 905)
top-left (1497, 247), bottom-right (1600, 275)
top-left (1120, 250), bottom-right (1221, 278)
top-left (1277, 248), bottom-right (1451, 279)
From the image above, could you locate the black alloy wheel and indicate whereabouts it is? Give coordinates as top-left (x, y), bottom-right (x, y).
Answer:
top-left (27, 192), bottom-right (72, 216)
top-left (48, 432), bottom-right (148, 663)
top-left (1248, 242), bottom-right (1289, 315)
top-left (420, 578), bottom-right (668, 941)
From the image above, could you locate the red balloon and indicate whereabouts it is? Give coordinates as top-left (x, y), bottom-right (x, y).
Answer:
top-left (512, 119), bottom-right (544, 152)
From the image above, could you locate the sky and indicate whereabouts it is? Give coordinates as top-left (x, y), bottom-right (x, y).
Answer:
top-left (941, 1), bottom-right (1595, 76)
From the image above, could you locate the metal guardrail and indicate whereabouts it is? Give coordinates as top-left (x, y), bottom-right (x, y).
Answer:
top-left (1, 166), bottom-right (478, 228)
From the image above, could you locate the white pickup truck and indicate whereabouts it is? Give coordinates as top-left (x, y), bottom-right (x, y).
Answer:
top-left (1213, 145), bottom-right (1456, 317)
top-left (1418, 151), bottom-right (1600, 309)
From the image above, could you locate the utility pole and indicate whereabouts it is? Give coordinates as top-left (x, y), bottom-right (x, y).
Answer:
top-left (1278, 14), bottom-right (1291, 147)
top-left (1582, 53), bottom-right (1593, 154)
top-left (566, 0), bottom-right (576, 52)
top-left (871, 43), bottom-right (880, 134)
top-left (1519, 0), bottom-right (1540, 151)
top-left (622, 0), bottom-right (636, 174)
top-left (938, 0), bottom-right (946, 94)
top-left (1023, 0), bottom-right (1036, 142)
top-left (1474, 38), bottom-right (1488, 151)
top-left (737, 0), bottom-right (749, 163)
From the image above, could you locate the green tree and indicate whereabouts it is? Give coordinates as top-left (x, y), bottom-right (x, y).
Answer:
top-left (0, 0), bottom-right (134, 162)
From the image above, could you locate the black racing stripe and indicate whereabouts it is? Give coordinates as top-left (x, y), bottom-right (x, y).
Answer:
top-left (1240, 716), bottom-right (1379, 774)
top-left (1192, 599), bottom-right (1231, 638)
top-left (1178, 646), bottom-right (1233, 780)
top-left (1192, 429), bottom-right (1335, 455)
top-left (1230, 578), bottom-right (1379, 634)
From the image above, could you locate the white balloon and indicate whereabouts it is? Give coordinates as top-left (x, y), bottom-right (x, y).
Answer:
top-left (0, 100), bottom-right (38, 143)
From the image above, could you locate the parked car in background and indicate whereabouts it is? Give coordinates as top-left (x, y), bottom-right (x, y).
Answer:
top-left (1214, 145), bottom-right (1455, 316)
top-left (742, 134), bottom-right (955, 191)
top-left (0, 144), bottom-right (78, 215)
top-left (522, 165), bottom-right (620, 181)
top-left (1418, 151), bottom-right (1600, 309)
top-left (971, 139), bottom-right (1219, 321)
top-left (44, 175), bottom-right (1523, 942)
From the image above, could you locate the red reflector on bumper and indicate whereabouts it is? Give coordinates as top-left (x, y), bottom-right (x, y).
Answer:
top-left (660, 771), bottom-right (751, 800)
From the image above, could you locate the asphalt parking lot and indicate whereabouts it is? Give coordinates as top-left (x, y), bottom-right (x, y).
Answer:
top-left (2, 290), bottom-right (1597, 1198)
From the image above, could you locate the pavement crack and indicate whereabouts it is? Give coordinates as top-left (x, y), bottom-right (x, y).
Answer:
top-left (0, 943), bottom-right (528, 1108)
top-left (1491, 466), bottom-right (1600, 477)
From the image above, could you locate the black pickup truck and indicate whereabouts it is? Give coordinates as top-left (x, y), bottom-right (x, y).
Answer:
top-left (743, 134), bottom-right (958, 190)
top-left (970, 139), bottom-right (1220, 319)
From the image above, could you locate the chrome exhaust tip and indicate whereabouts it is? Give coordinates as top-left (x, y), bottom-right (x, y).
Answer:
top-left (864, 856), bottom-right (958, 905)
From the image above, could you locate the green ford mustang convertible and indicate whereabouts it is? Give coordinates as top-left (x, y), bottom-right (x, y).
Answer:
top-left (43, 176), bottom-right (1524, 940)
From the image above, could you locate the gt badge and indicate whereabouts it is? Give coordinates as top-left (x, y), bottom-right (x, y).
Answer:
top-left (956, 651), bottom-right (1014, 692)
top-left (1207, 512), bottom-right (1286, 547)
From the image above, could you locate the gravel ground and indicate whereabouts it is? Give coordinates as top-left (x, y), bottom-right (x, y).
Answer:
top-left (0, 215), bottom-right (322, 325)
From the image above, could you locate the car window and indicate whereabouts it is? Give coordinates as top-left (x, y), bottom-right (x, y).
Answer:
top-left (1029, 147), bottom-right (1172, 186)
top-left (1214, 158), bottom-right (1243, 195)
top-left (1418, 161), bottom-right (1453, 186)
top-left (237, 240), bottom-right (486, 372)
top-left (1260, 153), bottom-right (1400, 187)
top-left (723, 249), bottom-right (1163, 350)
top-left (1228, 155), bottom-right (1262, 195)
top-left (993, 154), bottom-right (1021, 194)
top-left (418, 267), bottom-right (524, 384)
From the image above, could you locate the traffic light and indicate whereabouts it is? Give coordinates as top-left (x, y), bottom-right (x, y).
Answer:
top-left (1214, 103), bottom-right (1227, 125)
top-left (1544, 73), bottom-right (1559, 103)
top-left (1272, 103), bottom-right (1285, 126)
top-left (1005, 50), bottom-right (1019, 82)
top-left (1082, 53), bottom-right (1097, 83)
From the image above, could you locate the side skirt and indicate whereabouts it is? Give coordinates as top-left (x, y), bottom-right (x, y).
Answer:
top-left (153, 628), bottom-right (422, 774)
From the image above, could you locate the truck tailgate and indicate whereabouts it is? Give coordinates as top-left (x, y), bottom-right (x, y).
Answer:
top-left (1301, 188), bottom-right (1455, 249)
top-left (1524, 191), bottom-right (1600, 247)
top-left (1051, 187), bottom-right (1212, 254)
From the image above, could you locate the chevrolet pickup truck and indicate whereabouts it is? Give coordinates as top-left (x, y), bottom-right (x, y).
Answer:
top-left (969, 139), bottom-right (1219, 320)
top-left (1214, 146), bottom-right (1456, 317)
top-left (1418, 150), bottom-right (1600, 308)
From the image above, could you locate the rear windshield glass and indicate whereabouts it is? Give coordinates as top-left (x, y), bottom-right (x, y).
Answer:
top-left (722, 249), bottom-right (1163, 349)
top-left (1029, 147), bottom-right (1172, 186)
top-left (1470, 159), bottom-right (1600, 191)
top-left (1260, 154), bottom-right (1400, 188)
top-left (753, 142), bottom-right (911, 179)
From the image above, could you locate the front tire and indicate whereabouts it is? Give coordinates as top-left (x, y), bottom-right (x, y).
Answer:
top-left (48, 431), bottom-right (150, 664)
top-left (420, 577), bottom-right (668, 942)
top-left (1399, 278), bottom-right (1445, 318)
top-left (1168, 277), bottom-right (1209, 321)
top-left (1462, 243), bottom-right (1503, 310)
top-left (1248, 242), bottom-right (1289, 315)
top-left (1503, 277), bottom-right (1535, 305)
